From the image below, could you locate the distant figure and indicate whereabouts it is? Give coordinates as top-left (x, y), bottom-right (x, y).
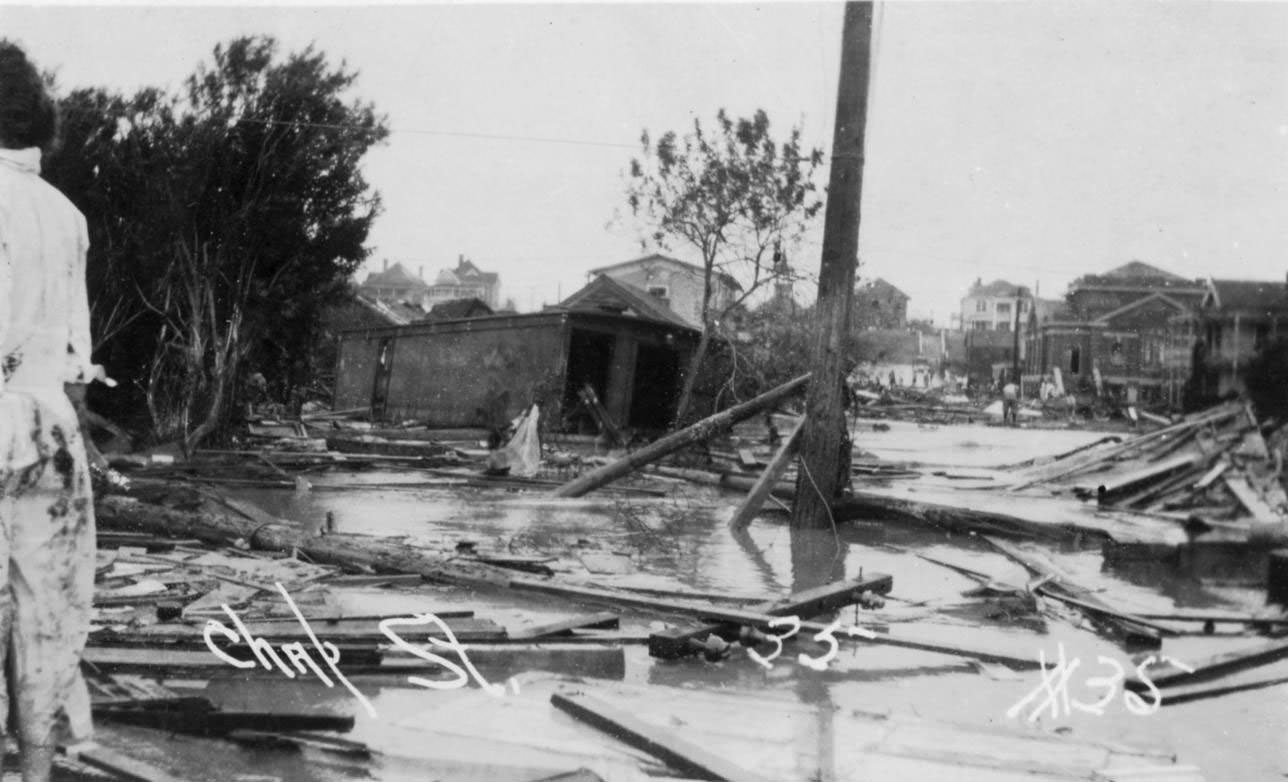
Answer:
top-left (1002, 380), bottom-right (1019, 426)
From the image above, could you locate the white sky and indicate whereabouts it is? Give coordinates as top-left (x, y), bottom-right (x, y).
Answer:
top-left (4, 2), bottom-right (1287, 324)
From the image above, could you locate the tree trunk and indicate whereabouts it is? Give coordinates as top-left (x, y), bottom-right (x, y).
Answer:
top-left (792, 1), bottom-right (875, 530)
top-left (671, 326), bottom-right (712, 428)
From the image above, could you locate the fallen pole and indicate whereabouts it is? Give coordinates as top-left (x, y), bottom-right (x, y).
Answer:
top-left (96, 495), bottom-right (515, 588)
top-left (552, 374), bottom-right (810, 498)
top-left (729, 417), bottom-right (804, 531)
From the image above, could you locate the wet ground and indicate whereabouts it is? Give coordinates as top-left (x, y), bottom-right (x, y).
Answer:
top-left (96, 422), bottom-right (1288, 781)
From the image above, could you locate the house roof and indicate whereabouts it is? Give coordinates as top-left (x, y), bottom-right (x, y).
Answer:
top-left (559, 274), bottom-right (696, 330)
top-left (454, 258), bottom-right (499, 285)
top-left (588, 253), bottom-right (743, 292)
top-left (1101, 260), bottom-right (1187, 281)
top-left (857, 277), bottom-right (909, 301)
top-left (361, 262), bottom-right (429, 291)
top-left (965, 278), bottom-right (1024, 298)
top-left (1206, 279), bottom-right (1288, 313)
top-left (1091, 291), bottom-right (1190, 324)
top-left (427, 298), bottom-right (493, 320)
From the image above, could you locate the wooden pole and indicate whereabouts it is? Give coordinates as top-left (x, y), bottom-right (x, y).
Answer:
top-left (728, 417), bottom-right (804, 530)
top-left (553, 373), bottom-right (810, 498)
top-left (792, 1), bottom-right (875, 529)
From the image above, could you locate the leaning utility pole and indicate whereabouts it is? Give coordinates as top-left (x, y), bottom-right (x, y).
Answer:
top-left (792, 1), bottom-right (876, 530)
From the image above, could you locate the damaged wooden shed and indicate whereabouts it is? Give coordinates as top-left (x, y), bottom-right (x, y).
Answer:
top-left (333, 278), bottom-right (700, 432)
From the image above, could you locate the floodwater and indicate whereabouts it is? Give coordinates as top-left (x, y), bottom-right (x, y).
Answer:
top-left (97, 423), bottom-right (1288, 782)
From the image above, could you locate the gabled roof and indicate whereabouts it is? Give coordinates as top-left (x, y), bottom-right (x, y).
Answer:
top-left (559, 274), bottom-right (696, 330)
top-left (588, 253), bottom-right (743, 292)
top-left (454, 258), bottom-right (498, 285)
top-left (857, 277), bottom-right (909, 301)
top-left (427, 298), bottom-right (493, 320)
top-left (1091, 291), bottom-right (1191, 324)
top-left (1206, 278), bottom-right (1288, 313)
top-left (361, 262), bottom-right (429, 290)
top-left (354, 294), bottom-right (414, 326)
top-left (965, 278), bottom-right (1023, 298)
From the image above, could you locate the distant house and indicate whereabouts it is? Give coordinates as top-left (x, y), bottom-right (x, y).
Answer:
top-left (587, 253), bottom-right (742, 330)
top-left (960, 278), bottom-right (1030, 332)
top-left (426, 297), bottom-right (494, 321)
top-left (1024, 261), bottom-right (1207, 405)
top-left (360, 256), bottom-right (501, 312)
top-left (560, 274), bottom-right (695, 330)
top-left (427, 256), bottom-right (501, 309)
top-left (359, 261), bottom-right (430, 307)
top-left (1175, 277), bottom-right (1288, 399)
top-left (853, 278), bottom-right (909, 330)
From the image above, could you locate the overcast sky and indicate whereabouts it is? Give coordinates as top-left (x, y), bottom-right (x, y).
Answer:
top-left (4, 2), bottom-right (1287, 323)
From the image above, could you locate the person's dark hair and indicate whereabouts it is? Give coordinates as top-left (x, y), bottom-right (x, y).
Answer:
top-left (0, 40), bottom-right (58, 151)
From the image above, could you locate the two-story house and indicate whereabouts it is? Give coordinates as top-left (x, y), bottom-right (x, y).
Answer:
top-left (960, 279), bottom-right (1031, 332)
top-left (1174, 277), bottom-right (1288, 399)
top-left (359, 261), bottom-right (431, 307)
top-left (853, 277), bottom-right (909, 331)
top-left (1024, 261), bottom-right (1207, 405)
top-left (587, 253), bottom-right (742, 330)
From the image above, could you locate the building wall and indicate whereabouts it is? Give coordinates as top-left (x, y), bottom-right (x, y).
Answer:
top-left (335, 317), bottom-right (568, 426)
top-left (599, 265), bottom-right (737, 329)
top-left (853, 289), bottom-right (908, 330)
top-left (960, 295), bottom-right (1029, 332)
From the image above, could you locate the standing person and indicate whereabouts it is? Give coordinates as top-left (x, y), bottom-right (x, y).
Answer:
top-left (1001, 376), bottom-right (1019, 426)
top-left (0, 41), bottom-right (99, 779)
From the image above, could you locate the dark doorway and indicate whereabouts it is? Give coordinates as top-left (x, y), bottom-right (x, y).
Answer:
top-left (629, 343), bottom-right (681, 429)
top-left (371, 337), bottom-right (395, 421)
top-left (562, 329), bottom-right (616, 433)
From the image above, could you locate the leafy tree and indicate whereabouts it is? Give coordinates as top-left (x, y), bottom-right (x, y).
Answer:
top-left (625, 109), bottom-right (824, 424)
top-left (44, 36), bottom-right (388, 451)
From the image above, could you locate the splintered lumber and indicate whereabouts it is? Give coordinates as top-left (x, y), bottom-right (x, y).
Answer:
top-left (96, 495), bottom-right (516, 588)
top-left (1223, 474), bottom-right (1282, 525)
top-left (1091, 452), bottom-right (1208, 503)
top-left (510, 612), bottom-right (620, 640)
top-left (551, 692), bottom-right (772, 782)
top-left (553, 374), bottom-right (810, 498)
top-left (1124, 636), bottom-right (1288, 693)
top-left (984, 537), bottom-right (1170, 645)
top-left (729, 417), bottom-right (804, 531)
top-left (511, 576), bottom-right (1041, 669)
top-left (96, 705), bottom-right (355, 736)
top-left (69, 744), bottom-right (186, 782)
top-left (649, 575), bottom-right (889, 659)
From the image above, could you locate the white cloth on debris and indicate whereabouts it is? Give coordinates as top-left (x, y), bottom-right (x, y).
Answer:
top-left (505, 404), bottom-right (542, 477)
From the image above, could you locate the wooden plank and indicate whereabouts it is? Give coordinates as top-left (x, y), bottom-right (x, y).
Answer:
top-left (984, 537), bottom-right (1165, 645)
top-left (649, 575), bottom-right (890, 659)
top-left (729, 419), bottom-right (803, 531)
top-left (69, 744), bottom-right (186, 782)
top-left (324, 573), bottom-right (425, 587)
top-left (510, 612), bottom-right (620, 641)
top-left (1193, 460), bottom-right (1230, 491)
top-left (513, 576), bottom-right (1041, 669)
top-left (1223, 474), bottom-right (1282, 524)
top-left (1125, 637), bottom-right (1288, 692)
top-left (108, 615), bottom-right (502, 643)
top-left (551, 692), bottom-right (772, 782)
top-left (96, 707), bottom-right (355, 735)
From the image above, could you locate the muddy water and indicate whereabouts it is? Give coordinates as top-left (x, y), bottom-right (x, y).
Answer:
top-left (102, 425), bottom-right (1288, 781)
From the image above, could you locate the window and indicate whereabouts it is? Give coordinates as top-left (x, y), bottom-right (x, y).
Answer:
top-left (975, 300), bottom-right (987, 312)
top-left (1068, 346), bottom-right (1081, 374)
top-left (998, 321), bottom-right (1011, 331)
top-left (996, 302), bottom-right (1011, 316)
top-left (1110, 341), bottom-right (1125, 366)
top-left (647, 286), bottom-right (669, 300)
top-left (1255, 323), bottom-right (1270, 349)
top-left (973, 321), bottom-right (989, 331)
